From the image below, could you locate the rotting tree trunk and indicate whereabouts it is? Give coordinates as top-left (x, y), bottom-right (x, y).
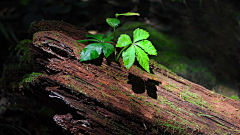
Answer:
top-left (9, 20), bottom-right (240, 134)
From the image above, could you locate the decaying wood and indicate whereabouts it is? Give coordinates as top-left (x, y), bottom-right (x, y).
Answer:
top-left (16, 20), bottom-right (240, 134)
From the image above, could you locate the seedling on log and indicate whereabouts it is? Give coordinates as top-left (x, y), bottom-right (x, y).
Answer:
top-left (77, 12), bottom-right (157, 73)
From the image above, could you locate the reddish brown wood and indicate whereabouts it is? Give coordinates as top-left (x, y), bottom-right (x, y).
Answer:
top-left (10, 20), bottom-right (240, 134)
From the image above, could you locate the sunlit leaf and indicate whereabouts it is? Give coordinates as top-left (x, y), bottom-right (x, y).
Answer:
top-left (122, 45), bottom-right (135, 69)
top-left (102, 43), bottom-right (114, 58)
top-left (135, 40), bottom-right (157, 55)
top-left (133, 28), bottom-right (149, 43)
top-left (79, 33), bottom-right (116, 62)
top-left (80, 43), bottom-right (102, 62)
top-left (115, 12), bottom-right (140, 18)
top-left (86, 34), bottom-right (104, 40)
top-left (116, 34), bottom-right (132, 47)
top-left (106, 18), bottom-right (120, 28)
top-left (135, 46), bottom-right (150, 73)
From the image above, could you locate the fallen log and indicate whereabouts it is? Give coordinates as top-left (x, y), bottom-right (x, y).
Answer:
top-left (2, 20), bottom-right (240, 135)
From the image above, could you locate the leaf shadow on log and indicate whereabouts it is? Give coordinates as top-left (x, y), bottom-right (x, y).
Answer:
top-left (105, 52), bottom-right (116, 66)
top-left (128, 73), bottom-right (159, 99)
top-left (80, 53), bottom-right (104, 66)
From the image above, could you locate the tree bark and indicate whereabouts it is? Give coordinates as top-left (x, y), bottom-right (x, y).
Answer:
top-left (10, 20), bottom-right (240, 134)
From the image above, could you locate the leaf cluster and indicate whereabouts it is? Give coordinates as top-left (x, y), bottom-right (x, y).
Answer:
top-left (116, 28), bottom-right (157, 73)
top-left (77, 12), bottom-right (157, 73)
top-left (77, 34), bottom-right (114, 62)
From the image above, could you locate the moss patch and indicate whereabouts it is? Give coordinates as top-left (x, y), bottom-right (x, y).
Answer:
top-left (0, 39), bottom-right (39, 90)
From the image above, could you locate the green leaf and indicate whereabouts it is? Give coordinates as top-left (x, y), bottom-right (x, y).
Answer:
top-left (80, 43), bottom-right (102, 62)
top-left (115, 12), bottom-right (140, 18)
top-left (135, 40), bottom-right (157, 55)
top-left (102, 43), bottom-right (114, 58)
top-left (86, 34), bottom-right (104, 40)
top-left (106, 18), bottom-right (120, 28)
top-left (122, 45), bottom-right (135, 69)
top-left (135, 46), bottom-right (150, 73)
top-left (102, 36), bottom-right (114, 43)
top-left (116, 34), bottom-right (132, 47)
top-left (133, 28), bottom-right (149, 43)
top-left (77, 39), bottom-right (99, 43)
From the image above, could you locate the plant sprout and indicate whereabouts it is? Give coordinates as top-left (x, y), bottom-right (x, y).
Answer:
top-left (77, 12), bottom-right (157, 73)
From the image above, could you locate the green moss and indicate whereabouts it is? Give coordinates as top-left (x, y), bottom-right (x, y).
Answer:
top-left (71, 40), bottom-right (82, 53)
top-left (15, 39), bottom-right (32, 63)
top-left (114, 85), bottom-right (211, 134)
top-left (71, 41), bottom-right (79, 47)
top-left (229, 95), bottom-right (239, 100)
top-left (28, 21), bottom-right (37, 33)
top-left (33, 33), bottom-right (38, 40)
top-left (101, 91), bottom-right (107, 107)
top-left (180, 89), bottom-right (209, 108)
top-left (107, 117), bottom-right (134, 134)
top-left (153, 117), bottom-right (190, 135)
top-left (109, 86), bottom-right (118, 96)
top-left (139, 94), bottom-right (199, 134)
top-left (129, 96), bottom-right (140, 112)
top-left (19, 72), bottom-right (44, 87)
top-left (0, 39), bottom-right (37, 90)
top-left (150, 59), bottom-right (177, 76)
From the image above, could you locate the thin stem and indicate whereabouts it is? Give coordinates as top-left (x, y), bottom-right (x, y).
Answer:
top-left (113, 27), bottom-right (116, 39)
top-left (113, 27), bottom-right (117, 60)
top-left (115, 44), bottom-right (131, 62)
top-left (115, 47), bottom-right (117, 60)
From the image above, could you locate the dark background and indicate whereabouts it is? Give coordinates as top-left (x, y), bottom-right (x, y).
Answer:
top-left (1, 0), bottom-right (240, 134)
